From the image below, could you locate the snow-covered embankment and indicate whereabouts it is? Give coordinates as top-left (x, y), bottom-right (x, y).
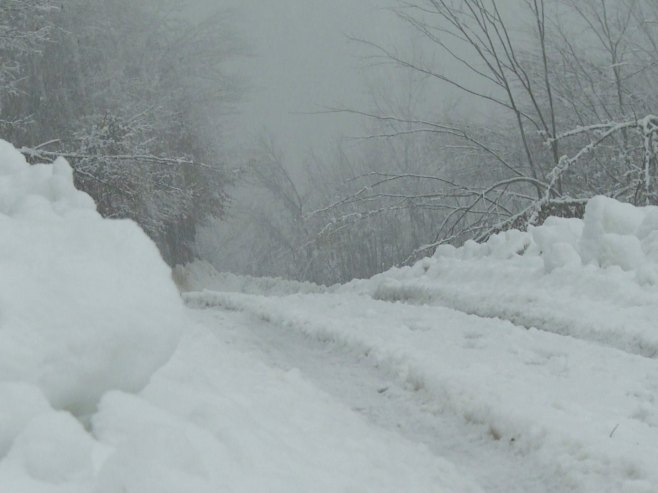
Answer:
top-left (0, 140), bottom-right (476, 492)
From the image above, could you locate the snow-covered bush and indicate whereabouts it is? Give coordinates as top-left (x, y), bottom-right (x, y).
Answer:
top-left (0, 140), bottom-right (183, 416)
top-left (426, 195), bottom-right (658, 280)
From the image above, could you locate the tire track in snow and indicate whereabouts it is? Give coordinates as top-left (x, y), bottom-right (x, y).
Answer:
top-left (185, 290), bottom-right (658, 493)
top-left (190, 306), bottom-right (576, 493)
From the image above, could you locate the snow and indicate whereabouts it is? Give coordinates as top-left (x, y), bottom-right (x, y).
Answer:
top-left (183, 194), bottom-right (658, 492)
top-left (4, 133), bottom-right (658, 492)
top-left (0, 384), bottom-right (51, 457)
top-left (580, 196), bottom-right (647, 271)
top-left (5, 411), bottom-right (95, 485)
top-left (339, 196), bottom-right (658, 358)
top-left (188, 307), bottom-right (582, 493)
top-left (0, 139), bottom-right (476, 492)
top-left (0, 141), bottom-right (184, 416)
top-left (186, 289), bottom-right (658, 492)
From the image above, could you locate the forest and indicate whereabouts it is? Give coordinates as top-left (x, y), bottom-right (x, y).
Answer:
top-left (4, 0), bottom-right (658, 283)
top-left (1, 0), bottom-right (238, 264)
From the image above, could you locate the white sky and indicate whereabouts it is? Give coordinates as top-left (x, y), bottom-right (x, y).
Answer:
top-left (198, 0), bottom-right (523, 170)
top-left (208, 0), bottom-right (405, 168)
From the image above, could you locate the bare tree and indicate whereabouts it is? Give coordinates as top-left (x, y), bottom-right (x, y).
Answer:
top-left (0, 0), bottom-right (54, 132)
top-left (313, 0), bottom-right (658, 267)
top-left (3, 0), bottom-right (241, 264)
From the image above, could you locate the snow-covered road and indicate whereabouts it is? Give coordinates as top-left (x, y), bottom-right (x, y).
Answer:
top-left (190, 305), bottom-right (577, 493)
top-left (186, 288), bottom-right (658, 493)
top-left (175, 197), bottom-right (658, 493)
top-left (4, 139), bottom-right (657, 492)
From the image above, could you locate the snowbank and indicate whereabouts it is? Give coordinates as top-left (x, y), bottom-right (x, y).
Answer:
top-left (0, 140), bottom-right (474, 492)
top-left (89, 326), bottom-right (478, 493)
top-left (431, 195), bottom-right (658, 277)
top-left (0, 140), bottom-right (184, 416)
top-left (341, 196), bottom-right (658, 357)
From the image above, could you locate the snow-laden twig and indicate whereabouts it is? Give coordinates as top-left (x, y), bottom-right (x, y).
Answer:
top-left (19, 147), bottom-right (222, 172)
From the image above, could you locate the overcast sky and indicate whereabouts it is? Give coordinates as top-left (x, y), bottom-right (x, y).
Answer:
top-left (197, 0), bottom-right (523, 171)
top-left (202, 0), bottom-right (403, 169)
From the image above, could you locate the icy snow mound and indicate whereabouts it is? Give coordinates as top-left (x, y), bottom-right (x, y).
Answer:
top-left (429, 195), bottom-right (658, 277)
top-left (0, 140), bottom-right (183, 416)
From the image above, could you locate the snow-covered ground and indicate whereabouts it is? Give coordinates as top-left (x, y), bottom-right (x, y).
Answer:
top-left (181, 195), bottom-right (658, 492)
top-left (187, 290), bottom-right (658, 492)
top-left (3, 137), bottom-right (658, 492)
top-left (0, 140), bottom-right (476, 492)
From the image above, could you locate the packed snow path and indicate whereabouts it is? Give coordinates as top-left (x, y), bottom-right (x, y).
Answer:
top-left (187, 290), bottom-right (658, 493)
top-left (191, 306), bottom-right (579, 493)
top-left (0, 140), bottom-right (478, 492)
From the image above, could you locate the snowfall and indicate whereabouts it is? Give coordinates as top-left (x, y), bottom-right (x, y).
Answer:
top-left (1, 139), bottom-right (658, 493)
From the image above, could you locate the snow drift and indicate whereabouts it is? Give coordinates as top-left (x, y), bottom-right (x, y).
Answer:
top-left (0, 140), bottom-right (461, 493)
top-left (0, 140), bottom-right (183, 416)
top-left (431, 194), bottom-right (658, 278)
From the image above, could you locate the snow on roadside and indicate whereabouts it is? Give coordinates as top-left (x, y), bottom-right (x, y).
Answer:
top-left (341, 196), bottom-right (658, 358)
top-left (186, 290), bottom-right (658, 493)
top-left (0, 140), bottom-right (183, 416)
top-left (0, 139), bottom-right (479, 492)
top-left (181, 198), bottom-right (658, 361)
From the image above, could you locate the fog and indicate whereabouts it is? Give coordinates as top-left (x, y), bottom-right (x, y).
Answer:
top-left (210, 0), bottom-right (404, 169)
top-left (202, 0), bottom-right (519, 170)
top-left (5, 0), bottom-right (656, 282)
top-left (4, 2), bottom-right (658, 489)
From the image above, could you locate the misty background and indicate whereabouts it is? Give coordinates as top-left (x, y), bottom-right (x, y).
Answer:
top-left (4, 0), bottom-right (658, 284)
top-left (205, 0), bottom-right (488, 170)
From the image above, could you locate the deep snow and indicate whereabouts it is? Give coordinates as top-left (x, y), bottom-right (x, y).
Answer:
top-left (3, 136), bottom-right (658, 492)
top-left (0, 141), bottom-right (183, 416)
top-left (0, 140), bottom-right (476, 492)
